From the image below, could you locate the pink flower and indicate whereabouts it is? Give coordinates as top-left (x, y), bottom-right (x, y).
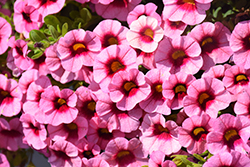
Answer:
top-left (183, 77), bottom-right (231, 118)
top-left (188, 22), bottom-right (233, 70)
top-left (39, 86), bottom-right (78, 126)
top-left (101, 137), bottom-right (148, 166)
top-left (140, 113), bottom-right (181, 155)
top-left (234, 84), bottom-right (250, 118)
top-left (136, 50), bottom-right (156, 69)
top-left (230, 20), bottom-right (250, 69)
top-left (57, 29), bottom-right (101, 72)
top-left (126, 15), bottom-right (164, 53)
top-left (155, 35), bottom-right (202, 74)
top-left (108, 68), bottom-right (151, 111)
top-left (0, 74), bottom-right (23, 117)
top-left (95, 0), bottom-right (141, 21)
top-left (148, 151), bottom-right (177, 167)
top-left (207, 114), bottom-right (250, 154)
top-left (0, 17), bottom-right (11, 55)
top-left (162, 0), bottom-right (212, 25)
top-left (18, 69), bottom-right (39, 94)
top-left (93, 19), bottom-right (129, 49)
top-left (0, 153), bottom-right (10, 167)
top-left (161, 19), bottom-right (187, 38)
top-left (93, 45), bottom-right (137, 92)
top-left (201, 64), bottom-right (231, 80)
top-left (83, 157), bottom-right (110, 167)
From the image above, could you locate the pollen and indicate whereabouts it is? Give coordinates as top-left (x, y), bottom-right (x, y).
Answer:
top-left (201, 37), bottom-right (213, 47)
top-left (57, 98), bottom-right (66, 106)
top-left (111, 61), bottom-right (124, 73)
top-left (87, 101), bottom-right (96, 111)
top-left (193, 127), bottom-right (205, 136)
top-left (73, 43), bottom-right (86, 51)
top-left (183, 0), bottom-right (195, 5)
top-left (155, 84), bottom-right (163, 93)
top-left (172, 50), bottom-right (186, 60)
top-left (224, 129), bottom-right (238, 141)
top-left (174, 85), bottom-right (186, 94)
top-left (66, 122), bottom-right (78, 130)
top-left (143, 28), bottom-right (154, 39)
top-left (108, 37), bottom-right (119, 45)
top-left (235, 74), bottom-right (248, 82)
top-left (198, 92), bottom-right (210, 105)
top-left (116, 150), bottom-right (131, 158)
top-left (123, 81), bottom-right (137, 92)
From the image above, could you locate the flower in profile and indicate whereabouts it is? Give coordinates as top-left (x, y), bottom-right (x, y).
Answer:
top-left (183, 77), bottom-right (231, 118)
top-left (148, 151), bottom-right (177, 167)
top-left (161, 19), bottom-right (187, 38)
top-left (57, 29), bottom-right (101, 72)
top-left (155, 35), bottom-right (202, 74)
top-left (127, 2), bottom-right (162, 26)
top-left (93, 19), bottom-right (129, 49)
top-left (18, 69), bottom-right (39, 94)
top-left (48, 139), bottom-right (82, 167)
top-left (203, 151), bottom-right (250, 167)
top-left (84, 157), bottom-right (110, 167)
top-left (136, 50), bottom-right (156, 69)
top-left (126, 15), bottom-right (164, 53)
top-left (108, 68), bottom-right (151, 111)
top-left (0, 17), bottom-right (11, 55)
top-left (201, 64), bottom-right (231, 80)
top-left (207, 114), bottom-right (250, 154)
top-left (188, 22), bottom-right (233, 70)
top-left (162, 0), bottom-right (212, 25)
top-left (93, 45), bottom-right (137, 92)
top-left (0, 74), bottom-right (23, 117)
top-left (140, 113), bottom-right (181, 155)
top-left (101, 137), bottom-right (148, 167)
top-left (234, 84), bottom-right (250, 118)
top-left (230, 20), bottom-right (250, 69)
top-left (95, 0), bottom-right (141, 21)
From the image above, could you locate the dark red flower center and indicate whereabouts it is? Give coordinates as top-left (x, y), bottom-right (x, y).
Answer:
top-left (0, 90), bottom-right (11, 104)
top-left (198, 92), bottom-right (214, 110)
top-left (111, 0), bottom-right (128, 8)
top-left (153, 124), bottom-right (169, 135)
top-left (72, 43), bottom-right (87, 55)
top-left (40, 0), bottom-right (57, 6)
top-left (171, 50), bottom-right (187, 66)
top-left (192, 127), bottom-right (207, 141)
top-left (83, 151), bottom-right (94, 159)
top-left (53, 150), bottom-right (70, 160)
top-left (22, 12), bottom-right (32, 23)
top-left (29, 123), bottom-right (40, 135)
top-left (98, 128), bottom-right (113, 140)
top-left (140, 27), bottom-right (154, 42)
top-left (110, 61), bottom-right (124, 73)
top-left (115, 150), bottom-right (135, 166)
top-left (174, 84), bottom-right (187, 95)
top-left (234, 74), bottom-right (249, 85)
top-left (123, 81), bottom-right (137, 92)
top-left (224, 128), bottom-right (241, 148)
top-left (183, 0), bottom-right (195, 5)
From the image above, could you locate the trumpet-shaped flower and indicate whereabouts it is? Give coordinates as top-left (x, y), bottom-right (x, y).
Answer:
top-left (161, 19), bottom-right (187, 38)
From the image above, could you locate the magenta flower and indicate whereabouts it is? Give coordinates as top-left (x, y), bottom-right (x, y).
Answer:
top-left (234, 84), bottom-right (250, 118)
top-left (139, 68), bottom-right (171, 115)
top-left (20, 113), bottom-right (47, 150)
top-left (188, 22), bottom-right (233, 70)
top-left (178, 114), bottom-right (213, 154)
top-left (140, 113), bottom-right (181, 155)
top-left (0, 153), bottom-right (10, 167)
top-left (136, 50), bottom-right (156, 69)
top-left (93, 19), bottom-right (129, 49)
top-left (207, 114), bottom-right (250, 154)
top-left (162, 0), bottom-right (212, 25)
top-left (230, 20), bottom-right (250, 69)
top-left (57, 29), bottom-right (101, 72)
top-left (95, 0), bottom-right (141, 21)
top-left (93, 45), bottom-right (137, 92)
top-left (161, 19), bottom-right (187, 38)
top-left (183, 77), bottom-right (231, 118)
top-left (0, 17), bottom-right (11, 55)
top-left (162, 72), bottom-right (196, 110)
top-left (101, 137), bottom-right (148, 167)
top-left (155, 35), bottom-right (202, 74)
top-left (0, 74), bottom-right (23, 117)
top-left (108, 68), bottom-right (151, 111)
top-left (48, 139), bottom-right (82, 167)
top-left (39, 86), bottom-right (78, 126)
top-left (203, 151), bottom-right (250, 167)
top-left (127, 2), bottom-right (162, 26)
top-left (126, 15), bottom-right (164, 53)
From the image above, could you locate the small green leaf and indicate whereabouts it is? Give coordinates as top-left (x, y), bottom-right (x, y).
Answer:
top-left (29, 30), bottom-right (47, 42)
top-left (58, 16), bottom-right (74, 30)
top-left (70, 10), bottom-right (80, 20)
top-left (49, 25), bottom-right (59, 40)
top-left (44, 15), bottom-right (61, 28)
top-left (80, 8), bottom-right (92, 23)
top-left (31, 51), bottom-right (44, 59)
top-left (78, 22), bottom-right (82, 29)
top-left (40, 40), bottom-right (50, 48)
top-left (193, 154), bottom-right (206, 163)
top-left (62, 23), bottom-right (68, 36)
top-left (57, 24), bottom-right (61, 33)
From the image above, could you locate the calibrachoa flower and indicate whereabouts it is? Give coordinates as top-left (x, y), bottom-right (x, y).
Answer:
top-left (39, 86), bottom-right (78, 126)
top-left (148, 151), bottom-right (177, 167)
top-left (203, 151), bottom-right (250, 167)
top-left (93, 19), bottom-right (129, 49)
top-left (83, 157), bottom-right (110, 167)
top-left (207, 114), bottom-right (250, 154)
top-left (108, 68), bottom-right (151, 111)
top-left (136, 50), bottom-right (156, 69)
top-left (127, 2), bottom-right (162, 26)
top-left (178, 113), bottom-right (213, 154)
top-left (95, 0), bottom-right (141, 21)
top-left (0, 74), bottom-right (23, 117)
top-left (101, 137), bottom-right (148, 167)
top-left (230, 20), bottom-right (250, 69)
top-left (183, 77), bottom-right (231, 118)
top-left (126, 15), bottom-right (164, 53)
top-left (140, 113), bottom-right (181, 155)
top-left (234, 84), bottom-right (250, 118)
top-left (18, 69), bottom-right (39, 94)
top-left (188, 22), bottom-right (233, 70)
top-left (162, 0), bottom-right (213, 25)
top-left (93, 44), bottom-right (137, 93)
top-left (201, 64), bottom-right (231, 80)
top-left (155, 35), bottom-right (202, 74)
top-left (161, 19), bottom-right (187, 38)
top-left (48, 139), bottom-right (82, 167)
top-left (57, 29), bottom-right (101, 72)
top-left (0, 17), bottom-right (11, 55)
top-left (0, 153), bottom-right (10, 167)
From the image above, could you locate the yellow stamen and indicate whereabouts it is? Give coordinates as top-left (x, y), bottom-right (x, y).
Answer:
top-left (116, 150), bottom-right (130, 158)
top-left (66, 123), bottom-right (78, 130)
top-left (235, 74), bottom-right (248, 82)
top-left (73, 43), bottom-right (86, 51)
top-left (108, 37), bottom-right (118, 45)
top-left (111, 61), bottom-right (124, 73)
top-left (87, 101), bottom-right (96, 111)
top-left (143, 28), bottom-right (154, 39)
top-left (172, 50), bottom-right (186, 60)
top-left (224, 129), bottom-right (238, 141)
top-left (57, 98), bottom-right (66, 106)
top-left (193, 127), bottom-right (205, 136)
top-left (198, 93), bottom-right (210, 105)
top-left (155, 85), bottom-right (163, 93)
top-left (183, 0), bottom-right (195, 5)
top-left (174, 85), bottom-right (186, 94)
top-left (123, 82), bottom-right (137, 92)
top-left (201, 37), bottom-right (213, 47)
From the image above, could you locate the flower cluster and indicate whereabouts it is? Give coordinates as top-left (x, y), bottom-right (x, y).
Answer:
top-left (1, 0), bottom-right (250, 167)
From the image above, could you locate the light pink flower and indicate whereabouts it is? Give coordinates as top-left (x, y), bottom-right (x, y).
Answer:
top-left (234, 84), bottom-right (250, 118)
top-left (161, 19), bottom-right (187, 38)
top-left (201, 64), bottom-right (231, 80)
top-left (0, 17), bottom-right (11, 54)
top-left (136, 50), bottom-right (156, 69)
top-left (18, 69), bottom-right (39, 94)
top-left (0, 153), bottom-right (10, 167)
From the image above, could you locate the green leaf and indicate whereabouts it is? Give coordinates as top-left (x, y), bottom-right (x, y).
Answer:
top-left (31, 51), bottom-right (44, 59)
top-left (80, 8), bottom-right (92, 23)
top-left (57, 24), bottom-right (61, 34)
top-left (70, 10), bottom-right (80, 20)
top-left (49, 25), bottom-right (59, 40)
top-left (44, 15), bottom-right (61, 28)
top-left (58, 16), bottom-right (74, 30)
top-left (193, 154), bottom-right (206, 163)
top-left (29, 30), bottom-right (47, 42)
top-left (62, 23), bottom-right (68, 36)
